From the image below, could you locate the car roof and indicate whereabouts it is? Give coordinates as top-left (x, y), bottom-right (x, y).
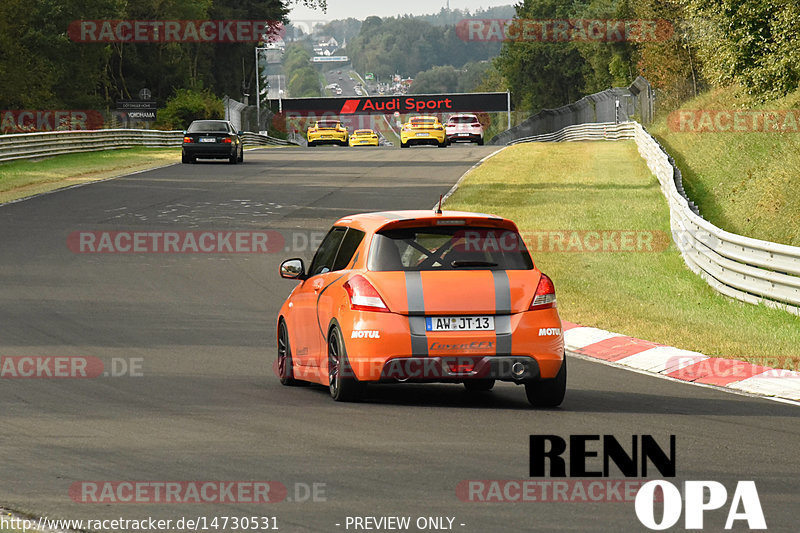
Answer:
top-left (332, 210), bottom-right (519, 234)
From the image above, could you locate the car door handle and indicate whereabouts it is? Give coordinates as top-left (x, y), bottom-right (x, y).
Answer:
top-left (313, 280), bottom-right (324, 293)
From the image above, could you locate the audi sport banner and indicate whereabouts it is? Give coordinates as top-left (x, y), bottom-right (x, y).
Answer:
top-left (279, 92), bottom-right (508, 116)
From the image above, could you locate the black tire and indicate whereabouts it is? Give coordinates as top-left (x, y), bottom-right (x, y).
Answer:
top-left (237, 145), bottom-right (243, 162)
top-left (525, 357), bottom-right (566, 407)
top-left (477, 138), bottom-right (485, 146)
top-left (328, 325), bottom-right (365, 402)
top-left (437, 140), bottom-right (447, 148)
top-left (181, 152), bottom-right (189, 164)
top-left (277, 320), bottom-right (299, 386)
top-left (400, 141), bottom-right (408, 148)
top-left (228, 150), bottom-right (237, 164)
top-left (464, 379), bottom-right (495, 392)
top-left (308, 141), bottom-right (316, 147)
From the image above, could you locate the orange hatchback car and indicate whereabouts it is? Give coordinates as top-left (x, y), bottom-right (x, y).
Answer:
top-left (276, 210), bottom-right (566, 406)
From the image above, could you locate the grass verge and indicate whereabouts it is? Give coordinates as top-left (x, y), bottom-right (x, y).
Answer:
top-left (444, 141), bottom-right (800, 368)
top-left (0, 147), bottom-right (179, 204)
top-left (650, 86), bottom-right (800, 246)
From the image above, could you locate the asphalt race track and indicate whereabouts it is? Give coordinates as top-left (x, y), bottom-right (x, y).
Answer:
top-left (0, 146), bottom-right (798, 532)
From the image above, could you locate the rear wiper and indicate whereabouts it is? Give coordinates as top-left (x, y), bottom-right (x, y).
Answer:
top-left (451, 260), bottom-right (498, 268)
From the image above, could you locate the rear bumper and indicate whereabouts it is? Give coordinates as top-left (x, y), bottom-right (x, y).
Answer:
top-left (447, 133), bottom-right (483, 143)
top-left (401, 132), bottom-right (446, 145)
top-left (182, 144), bottom-right (235, 158)
top-left (342, 309), bottom-right (564, 382)
top-left (379, 355), bottom-right (540, 383)
top-left (308, 133), bottom-right (347, 144)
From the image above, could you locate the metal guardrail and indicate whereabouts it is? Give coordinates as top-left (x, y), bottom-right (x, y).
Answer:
top-left (239, 132), bottom-right (296, 147)
top-left (509, 122), bottom-right (635, 144)
top-left (489, 76), bottom-right (653, 145)
top-left (0, 129), bottom-right (296, 163)
top-left (509, 121), bottom-right (800, 316)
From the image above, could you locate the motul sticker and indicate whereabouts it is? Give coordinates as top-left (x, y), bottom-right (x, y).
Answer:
top-left (538, 328), bottom-right (562, 336)
top-left (351, 330), bottom-right (381, 339)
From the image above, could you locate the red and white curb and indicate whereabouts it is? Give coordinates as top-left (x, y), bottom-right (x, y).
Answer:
top-left (563, 321), bottom-right (800, 403)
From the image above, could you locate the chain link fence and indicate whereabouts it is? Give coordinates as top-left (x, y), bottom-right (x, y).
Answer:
top-left (490, 76), bottom-right (654, 145)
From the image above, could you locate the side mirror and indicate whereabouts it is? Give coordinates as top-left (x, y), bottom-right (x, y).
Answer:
top-left (238, 131), bottom-right (244, 136)
top-left (280, 258), bottom-right (306, 280)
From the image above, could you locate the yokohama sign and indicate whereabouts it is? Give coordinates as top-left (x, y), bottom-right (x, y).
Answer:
top-left (280, 93), bottom-right (509, 116)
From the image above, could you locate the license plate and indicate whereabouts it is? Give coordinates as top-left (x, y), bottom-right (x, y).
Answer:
top-left (199, 137), bottom-right (216, 143)
top-left (458, 133), bottom-right (469, 136)
top-left (416, 132), bottom-right (430, 137)
top-left (425, 316), bottom-right (495, 331)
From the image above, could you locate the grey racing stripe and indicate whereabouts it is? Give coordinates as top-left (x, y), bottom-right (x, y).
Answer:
top-left (405, 271), bottom-right (425, 314)
top-left (405, 271), bottom-right (428, 356)
top-left (492, 271), bottom-right (512, 355)
top-left (492, 271), bottom-right (511, 314)
top-left (370, 211), bottom-right (406, 220)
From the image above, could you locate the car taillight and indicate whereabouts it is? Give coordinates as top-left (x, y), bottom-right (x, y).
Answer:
top-left (343, 275), bottom-right (389, 313)
top-left (183, 136), bottom-right (192, 143)
top-left (222, 138), bottom-right (232, 144)
top-left (529, 273), bottom-right (556, 310)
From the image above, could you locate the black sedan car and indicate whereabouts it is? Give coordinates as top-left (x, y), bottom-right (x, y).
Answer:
top-left (181, 120), bottom-right (243, 164)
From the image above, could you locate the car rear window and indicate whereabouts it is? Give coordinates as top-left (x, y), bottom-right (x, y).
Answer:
top-left (317, 121), bottom-right (340, 128)
top-left (368, 226), bottom-right (534, 271)
top-left (187, 121), bottom-right (229, 132)
top-left (354, 130), bottom-right (372, 135)
top-left (411, 118), bottom-right (436, 125)
top-left (448, 116), bottom-right (479, 124)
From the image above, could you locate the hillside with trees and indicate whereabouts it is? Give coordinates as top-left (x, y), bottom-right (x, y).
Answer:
top-left (0, 0), bottom-right (326, 111)
top-left (346, 16), bottom-right (502, 81)
top-left (493, 0), bottom-right (800, 113)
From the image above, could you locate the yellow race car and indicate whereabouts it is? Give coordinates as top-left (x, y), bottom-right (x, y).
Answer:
top-left (400, 116), bottom-right (447, 148)
top-left (348, 129), bottom-right (380, 147)
top-left (307, 120), bottom-right (349, 147)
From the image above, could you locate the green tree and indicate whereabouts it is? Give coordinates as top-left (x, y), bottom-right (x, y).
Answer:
top-left (493, 0), bottom-right (587, 112)
top-left (155, 88), bottom-right (224, 129)
top-left (680, 0), bottom-right (800, 99)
